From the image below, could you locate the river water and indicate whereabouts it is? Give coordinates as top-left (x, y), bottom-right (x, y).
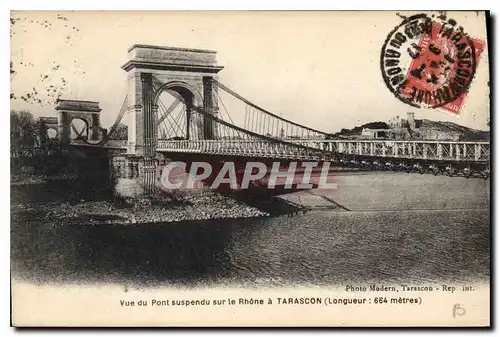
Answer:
top-left (11, 172), bottom-right (490, 288)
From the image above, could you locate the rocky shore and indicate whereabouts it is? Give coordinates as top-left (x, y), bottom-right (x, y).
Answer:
top-left (11, 191), bottom-right (271, 225)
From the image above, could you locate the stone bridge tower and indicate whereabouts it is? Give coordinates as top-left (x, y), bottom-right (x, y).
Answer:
top-left (119, 44), bottom-right (224, 194)
top-left (121, 44), bottom-right (224, 156)
top-left (56, 99), bottom-right (102, 146)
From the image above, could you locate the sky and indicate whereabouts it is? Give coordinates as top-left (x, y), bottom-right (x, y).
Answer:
top-left (10, 11), bottom-right (490, 133)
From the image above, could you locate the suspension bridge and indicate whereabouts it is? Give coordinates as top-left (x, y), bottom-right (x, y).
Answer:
top-left (43, 45), bottom-right (490, 195)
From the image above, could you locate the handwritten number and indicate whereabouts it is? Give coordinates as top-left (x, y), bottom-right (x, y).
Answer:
top-left (453, 304), bottom-right (466, 318)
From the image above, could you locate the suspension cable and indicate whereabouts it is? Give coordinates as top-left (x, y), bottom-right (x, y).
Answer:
top-left (213, 80), bottom-right (329, 137)
top-left (189, 105), bottom-right (326, 154)
top-left (158, 99), bottom-right (186, 138)
top-left (157, 97), bottom-right (183, 126)
top-left (212, 90), bottom-right (244, 139)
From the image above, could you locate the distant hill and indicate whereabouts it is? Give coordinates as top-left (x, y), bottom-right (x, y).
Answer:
top-left (329, 120), bottom-right (489, 141)
top-left (416, 119), bottom-right (490, 141)
top-left (330, 122), bottom-right (390, 138)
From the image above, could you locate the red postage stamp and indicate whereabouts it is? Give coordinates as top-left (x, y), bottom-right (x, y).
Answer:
top-left (401, 21), bottom-right (485, 114)
top-left (381, 13), bottom-right (485, 114)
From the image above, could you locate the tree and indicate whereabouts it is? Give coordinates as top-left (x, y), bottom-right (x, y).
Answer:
top-left (36, 119), bottom-right (49, 148)
top-left (10, 110), bottom-right (38, 156)
top-left (109, 123), bottom-right (128, 140)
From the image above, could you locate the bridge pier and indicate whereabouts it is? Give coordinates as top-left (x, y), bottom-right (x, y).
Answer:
top-left (110, 155), bottom-right (163, 198)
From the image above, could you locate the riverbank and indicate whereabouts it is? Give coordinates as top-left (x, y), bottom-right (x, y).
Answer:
top-left (11, 191), bottom-right (276, 225)
top-left (12, 170), bottom-right (484, 225)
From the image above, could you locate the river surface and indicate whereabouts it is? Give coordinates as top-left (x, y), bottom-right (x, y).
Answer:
top-left (11, 172), bottom-right (490, 288)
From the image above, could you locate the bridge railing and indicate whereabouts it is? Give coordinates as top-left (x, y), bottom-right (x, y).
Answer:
top-left (156, 139), bottom-right (323, 159)
top-left (72, 138), bottom-right (489, 163)
top-left (70, 139), bottom-right (128, 148)
top-left (289, 140), bottom-right (490, 162)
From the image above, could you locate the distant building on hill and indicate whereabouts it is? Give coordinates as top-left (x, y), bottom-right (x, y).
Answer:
top-left (360, 128), bottom-right (389, 139)
top-left (388, 112), bottom-right (416, 130)
top-left (332, 111), bottom-right (487, 141)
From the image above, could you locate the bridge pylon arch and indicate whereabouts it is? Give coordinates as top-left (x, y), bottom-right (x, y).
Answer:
top-left (121, 44), bottom-right (224, 156)
top-left (152, 80), bottom-right (201, 141)
top-left (55, 99), bottom-right (102, 147)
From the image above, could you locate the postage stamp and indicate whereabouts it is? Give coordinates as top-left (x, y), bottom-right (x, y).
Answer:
top-left (380, 13), bottom-right (485, 114)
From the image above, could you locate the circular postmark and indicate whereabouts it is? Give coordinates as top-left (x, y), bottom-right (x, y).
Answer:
top-left (380, 13), bottom-right (477, 109)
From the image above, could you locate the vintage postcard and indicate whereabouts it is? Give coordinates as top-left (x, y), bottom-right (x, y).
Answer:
top-left (10, 10), bottom-right (490, 327)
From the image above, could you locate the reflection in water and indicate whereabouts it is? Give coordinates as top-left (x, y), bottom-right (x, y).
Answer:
top-left (11, 215), bottom-right (236, 287)
top-left (11, 208), bottom-right (489, 288)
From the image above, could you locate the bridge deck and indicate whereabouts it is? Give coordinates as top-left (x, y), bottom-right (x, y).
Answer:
top-left (72, 139), bottom-right (490, 164)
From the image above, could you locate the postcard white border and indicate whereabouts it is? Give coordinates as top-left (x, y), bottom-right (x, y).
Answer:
top-left (3, 0), bottom-right (498, 335)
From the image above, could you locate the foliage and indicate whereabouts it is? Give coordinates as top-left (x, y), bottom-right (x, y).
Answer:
top-left (11, 110), bottom-right (37, 156)
top-left (109, 123), bottom-right (128, 140)
top-left (10, 110), bottom-right (59, 157)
